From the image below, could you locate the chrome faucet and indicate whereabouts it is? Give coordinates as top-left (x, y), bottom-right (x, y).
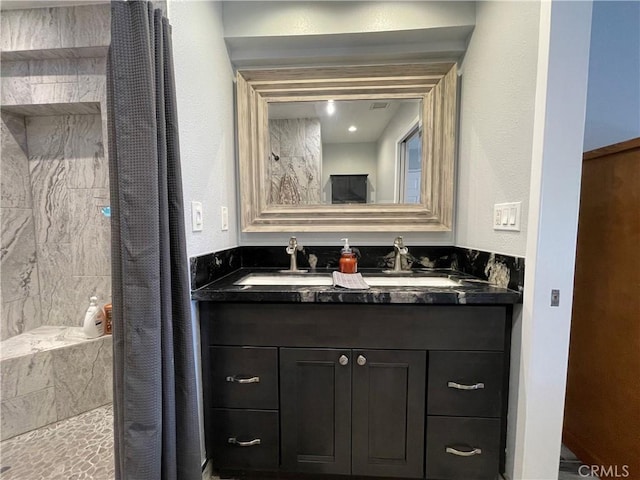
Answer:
top-left (392, 236), bottom-right (409, 272)
top-left (284, 236), bottom-right (306, 273)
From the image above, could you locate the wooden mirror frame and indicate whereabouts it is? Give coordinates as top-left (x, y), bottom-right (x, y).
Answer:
top-left (236, 63), bottom-right (457, 232)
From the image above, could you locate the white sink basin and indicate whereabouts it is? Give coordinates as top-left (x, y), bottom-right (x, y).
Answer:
top-left (234, 273), bottom-right (459, 288)
top-left (365, 277), bottom-right (460, 287)
top-left (236, 274), bottom-right (333, 286)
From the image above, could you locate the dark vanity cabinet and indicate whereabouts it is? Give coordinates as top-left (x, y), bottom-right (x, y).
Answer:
top-left (200, 302), bottom-right (510, 480)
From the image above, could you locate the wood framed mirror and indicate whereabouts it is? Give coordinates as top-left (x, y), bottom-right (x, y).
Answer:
top-left (236, 63), bottom-right (457, 232)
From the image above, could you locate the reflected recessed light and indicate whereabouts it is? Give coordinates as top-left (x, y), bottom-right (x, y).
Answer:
top-left (327, 99), bottom-right (335, 115)
top-left (348, 125), bottom-right (357, 132)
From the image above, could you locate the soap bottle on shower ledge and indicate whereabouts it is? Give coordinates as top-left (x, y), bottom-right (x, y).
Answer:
top-left (82, 296), bottom-right (104, 339)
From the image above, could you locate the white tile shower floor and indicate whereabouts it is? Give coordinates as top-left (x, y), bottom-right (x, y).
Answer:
top-left (0, 404), bottom-right (595, 480)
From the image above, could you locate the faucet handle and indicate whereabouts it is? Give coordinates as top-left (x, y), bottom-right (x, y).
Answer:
top-left (394, 236), bottom-right (408, 254)
top-left (286, 236), bottom-right (299, 254)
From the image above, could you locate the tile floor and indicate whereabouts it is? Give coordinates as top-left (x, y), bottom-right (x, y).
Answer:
top-left (559, 444), bottom-right (600, 480)
top-left (0, 405), bottom-right (114, 480)
top-left (0, 405), bottom-right (597, 480)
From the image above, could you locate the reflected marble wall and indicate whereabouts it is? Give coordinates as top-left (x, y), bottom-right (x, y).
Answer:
top-left (269, 118), bottom-right (322, 204)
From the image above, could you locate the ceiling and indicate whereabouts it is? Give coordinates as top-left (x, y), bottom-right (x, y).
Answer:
top-left (269, 98), bottom-right (420, 144)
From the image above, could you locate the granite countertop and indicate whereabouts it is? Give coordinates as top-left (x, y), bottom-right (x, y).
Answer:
top-left (191, 268), bottom-right (522, 305)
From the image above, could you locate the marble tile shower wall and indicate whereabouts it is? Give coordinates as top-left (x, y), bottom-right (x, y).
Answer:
top-left (0, 5), bottom-right (111, 341)
top-left (0, 5), bottom-right (110, 59)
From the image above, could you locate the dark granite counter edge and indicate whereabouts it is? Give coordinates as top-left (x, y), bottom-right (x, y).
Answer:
top-left (191, 268), bottom-right (522, 305)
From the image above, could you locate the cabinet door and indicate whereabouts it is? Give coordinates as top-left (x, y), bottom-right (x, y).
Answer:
top-left (352, 349), bottom-right (426, 478)
top-left (280, 348), bottom-right (351, 475)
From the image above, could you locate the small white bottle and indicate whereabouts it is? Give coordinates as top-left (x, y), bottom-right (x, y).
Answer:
top-left (82, 296), bottom-right (104, 339)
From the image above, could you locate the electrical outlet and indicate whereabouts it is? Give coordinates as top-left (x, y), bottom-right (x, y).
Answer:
top-left (191, 201), bottom-right (203, 232)
top-left (221, 206), bottom-right (229, 231)
top-left (493, 202), bottom-right (521, 231)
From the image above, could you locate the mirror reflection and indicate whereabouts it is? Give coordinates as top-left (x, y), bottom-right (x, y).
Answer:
top-left (268, 98), bottom-right (423, 206)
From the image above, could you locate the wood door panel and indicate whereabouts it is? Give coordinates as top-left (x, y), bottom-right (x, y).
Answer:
top-left (352, 349), bottom-right (426, 478)
top-left (280, 348), bottom-right (351, 475)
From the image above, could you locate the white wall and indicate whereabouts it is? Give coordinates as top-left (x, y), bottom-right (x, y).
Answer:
top-left (170, 0), bottom-right (238, 258)
top-left (322, 142), bottom-right (377, 203)
top-left (583, 1), bottom-right (640, 151)
top-left (375, 102), bottom-right (420, 204)
top-left (511, 2), bottom-right (593, 478)
top-left (455, 1), bottom-right (540, 258)
top-left (168, 0), bottom-right (238, 467)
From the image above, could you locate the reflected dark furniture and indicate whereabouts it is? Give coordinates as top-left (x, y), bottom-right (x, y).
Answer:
top-left (330, 174), bottom-right (367, 204)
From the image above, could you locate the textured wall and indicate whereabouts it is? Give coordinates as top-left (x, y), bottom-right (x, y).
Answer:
top-left (455, 1), bottom-right (540, 258)
top-left (169, 0), bottom-right (238, 258)
top-left (269, 118), bottom-right (322, 205)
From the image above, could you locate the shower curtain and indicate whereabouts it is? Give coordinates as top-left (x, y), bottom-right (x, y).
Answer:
top-left (107, 1), bottom-right (200, 478)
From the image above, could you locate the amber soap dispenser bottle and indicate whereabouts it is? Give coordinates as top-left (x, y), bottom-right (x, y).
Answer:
top-left (339, 238), bottom-right (357, 274)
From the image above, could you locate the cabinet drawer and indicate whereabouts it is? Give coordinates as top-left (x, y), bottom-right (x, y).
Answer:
top-left (211, 409), bottom-right (279, 470)
top-left (426, 416), bottom-right (501, 480)
top-left (428, 351), bottom-right (504, 417)
top-left (210, 347), bottom-right (278, 409)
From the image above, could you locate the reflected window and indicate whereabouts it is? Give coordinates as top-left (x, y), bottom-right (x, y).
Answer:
top-left (398, 125), bottom-right (422, 204)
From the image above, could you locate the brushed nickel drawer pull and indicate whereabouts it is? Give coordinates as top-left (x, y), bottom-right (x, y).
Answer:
top-left (228, 437), bottom-right (261, 447)
top-left (446, 446), bottom-right (482, 457)
top-left (447, 381), bottom-right (485, 390)
top-left (225, 375), bottom-right (260, 384)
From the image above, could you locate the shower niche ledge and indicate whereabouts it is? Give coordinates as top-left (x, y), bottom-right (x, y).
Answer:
top-left (1, 102), bottom-right (100, 117)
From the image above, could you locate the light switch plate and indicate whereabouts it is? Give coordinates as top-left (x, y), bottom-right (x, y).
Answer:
top-left (493, 202), bottom-right (521, 231)
top-left (191, 201), bottom-right (203, 232)
top-left (220, 206), bottom-right (229, 231)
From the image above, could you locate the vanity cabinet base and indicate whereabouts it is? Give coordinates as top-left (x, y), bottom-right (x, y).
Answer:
top-left (201, 303), bottom-right (511, 480)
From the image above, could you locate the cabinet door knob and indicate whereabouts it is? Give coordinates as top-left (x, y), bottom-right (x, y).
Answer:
top-left (357, 355), bottom-right (367, 366)
top-left (446, 446), bottom-right (482, 457)
top-left (339, 354), bottom-right (349, 366)
top-left (447, 381), bottom-right (484, 390)
top-left (226, 375), bottom-right (260, 384)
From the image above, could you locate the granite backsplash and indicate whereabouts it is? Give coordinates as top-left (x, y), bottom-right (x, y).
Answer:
top-left (191, 245), bottom-right (524, 293)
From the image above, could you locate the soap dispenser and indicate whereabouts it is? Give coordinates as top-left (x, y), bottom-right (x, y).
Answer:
top-left (339, 238), bottom-right (358, 274)
top-left (82, 296), bottom-right (104, 339)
